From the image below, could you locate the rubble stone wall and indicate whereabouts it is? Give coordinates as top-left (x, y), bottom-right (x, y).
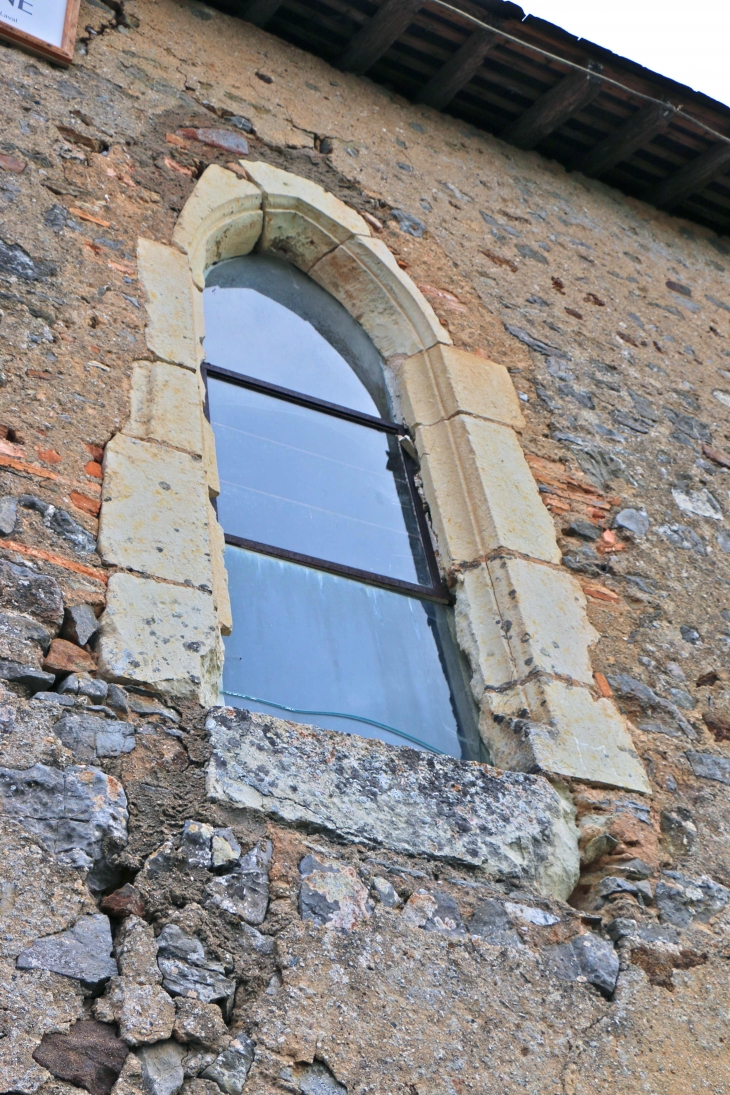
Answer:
top-left (1, 1), bottom-right (730, 1092)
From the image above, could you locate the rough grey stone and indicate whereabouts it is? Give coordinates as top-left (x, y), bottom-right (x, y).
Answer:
top-left (660, 807), bottom-right (698, 857)
top-left (200, 1036), bottom-right (254, 1095)
top-left (667, 687), bottom-right (695, 709)
top-left (469, 898), bottom-right (521, 946)
top-left (614, 508), bottom-right (650, 538)
top-left (680, 625), bottom-right (700, 644)
top-left (686, 751), bottom-right (730, 784)
top-left (116, 916), bottom-right (162, 984)
top-left (32, 690), bottom-right (75, 706)
top-left (544, 933), bottom-right (619, 997)
top-left (596, 877), bottom-right (653, 906)
top-left (206, 709), bottom-right (580, 900)
top-left (54, 714), bottom-right (136, 761)
top-left (297, 1061), bottom-right (346, 1095)
top-left (18, 496), bottom-right (97, 555)
top-left (156, 924), bottom-right (236, 1009)
top-left (16, 914), bottom-right (117, 991)
top-left (565, 518), bottom-right (601, 540)
top-left (62, 604), bottom-right (99, 647)
top-left (607, 674), bottom-right (695, 737)
top-left (504, 901), bottom-right (559, 927)
top-left (370, 876), bottom-right (401, 908)
top-left (172, 999), bottom-right (227, 1048)
top-left (657, 522), bottom-right (707, 555)
top-left (0, 658), bottom-right (56, 691)
top-left (606, 917), bottom-right (638, 942)
top-left (0, 559), bottom-right (63, 628)
top-left (655, 871), bottom-right (730, 927)
top-left (298, 854), bottom-right (371, 931)
top-left (0, 762), bottom-right (128, 885)
top-left (0, 494), bottom-right (18, 536)
top-left (211, 828), bottom-right (241, 870)
top-left (402, 890), bottom-right (465, 936)
top-left (0, 611), bottom-right (53, 663)
top-left (126, 692), bottom-right (180, 721)
top-left (181, 1050), bottom-right (217, 1079)
top-left (205, 843), bottom-right (270, 925)
top-left (180, 820), bottom-right (214, 869)
top-left (390, 209), bottom-right (425, 238)
top-left (504, 324), bottom-right (568, 358)
top-left (106, 682), bottom-right (130, 714)
top-left (58, 673), bottom-right (109, 702)
top-left (137, 1040), bottom-right (185, 1095)
top-left (99, 979), bottom-right (175, 1046)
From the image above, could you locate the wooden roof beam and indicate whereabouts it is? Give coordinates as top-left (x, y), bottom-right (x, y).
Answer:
top-left (579, 100), bottom-right (676, 178)
top-left (340, 0), bottom-right (423, 76)
top-left (501, 62), bottom-right (604, 151)
top-left (418, 27), bottom-right (501, 110)
top-left (244, 0), bottom-right (283, 28)
top-left (653, 139), bottom-right (730, 210)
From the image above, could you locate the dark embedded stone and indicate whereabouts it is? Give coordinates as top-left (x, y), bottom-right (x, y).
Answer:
top-left (205, 842), bottom-right (270, 924)
top-left (660, 808), bottom-right (698, 858)
top-left (100, 883), bottom-right (146, 919)
top-left (565, 518), bottom-right (601, 541)
top-left (545, 933), bottom-right (619, 997)
top-left (156, 923), bottom-right (236, 1008)
top-left (0, 658), bottom-right (56, 691)
top-left (614, 509), bottom-right (650, 538)
top-left (0, 494), bottom-right (17, 535)
top-left (504, 324), bottom-right (569, 359)
top-left (469, 898), bottom-right (521, 946)
top-left (17, 914), bottom-right (117, 990)
top-left (32, 1020), bottom-right (128, 1095)
top-left (106, 682), bottom-right (129, 713)
top-left (57, 673), bottom-right (108, 702)
top-left (686, 751), bottom-right (730, 784)
top-left (391, 209), bottom-right (425, 237)
top-left (680, 625), bottom-right (701, 644)
top-left (201, 1035), bottom-right (255, 1095)
top-left (0, 558), bottom-right (63, 628)
top-left (0, 237), bottom-right (57, 280)
top-left (656, 871), bottom-right (730, 927)
top-left (62, 603), bottom-right (99, 646)
top-left (18, 496), bottom-right (96, 555)
top-left (54, 714), bottom-right (136, 760)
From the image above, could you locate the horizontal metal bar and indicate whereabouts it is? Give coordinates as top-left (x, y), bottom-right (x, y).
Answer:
top-left (204, 363), bottom-right (401, 433)
top-left (224, 533), bottom-right (452, 604)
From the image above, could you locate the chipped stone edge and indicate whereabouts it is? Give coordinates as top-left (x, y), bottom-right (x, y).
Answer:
top-left (112, 162), bottom-right (647, 793)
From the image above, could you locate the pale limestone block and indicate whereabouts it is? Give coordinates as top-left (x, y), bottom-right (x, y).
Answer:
top-left (97, 573), bottom-right (222, 707)
top-left (208, 502), bottom-right (232, 636)
top-left (244, 159), bottom-right (369, 272)
top-left (483, 677), bottom-right (651, 794)
top-left (454, 566), bottom-right (515, 697)
top-left (98, 435), bottom-right (212, 588)
top-left (310, 235), bottom-right (451, 359)
top-left (398, 345), bottom-right (525, 430)
top-left (489, 556), bottom-right (598, 686)
top-left (201, 415), bottom-right (220, 499)
top-left (416, 416), bottom-right (560, 568)
top-left (127, 362), bottom-right (204, 456)
top-left (138, 240), bottom-right (202, 370)
top-left (172, 165), bottom-right (263, 289)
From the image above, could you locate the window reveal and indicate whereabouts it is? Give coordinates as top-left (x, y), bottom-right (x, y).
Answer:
top-left (204, 254), bottom-right (481, 760)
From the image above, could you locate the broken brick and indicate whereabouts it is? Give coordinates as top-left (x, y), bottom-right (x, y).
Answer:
top-left (43, 638), bottom-right (96, 675)
top-left (85, 460), bottom-right (104, 479)
top-left (71, 490), bottom-right (102, 516)
top-left (37, 448), bottom-right (62, 464)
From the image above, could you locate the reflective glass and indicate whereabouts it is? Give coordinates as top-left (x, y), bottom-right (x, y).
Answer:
top-left (207, 376), bottom-right (431, 585)
top-left (221, 546), bottom-right (482, 759)
top-left (204, 282), bottom-right (380, 415)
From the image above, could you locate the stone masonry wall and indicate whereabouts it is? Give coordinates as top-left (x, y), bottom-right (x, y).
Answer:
top-left (1, 1), bottom-right (730, 1092)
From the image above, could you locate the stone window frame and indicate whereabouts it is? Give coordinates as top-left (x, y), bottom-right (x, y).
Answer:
top-left (96, 161), bottom-right (648, 794)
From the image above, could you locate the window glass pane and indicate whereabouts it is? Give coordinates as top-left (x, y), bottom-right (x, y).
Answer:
top-left (204, 282), bottom-right (380, 415)
top-left (221, 546), bottom-right (482, 760)
top-left (208, 376), bottom-right (431, 585)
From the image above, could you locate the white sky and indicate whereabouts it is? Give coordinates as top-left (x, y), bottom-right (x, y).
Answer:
top-left (519, 1), bottom-right (730, 109)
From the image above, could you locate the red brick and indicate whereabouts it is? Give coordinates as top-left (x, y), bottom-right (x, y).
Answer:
top-left (37, 448), bottom-right (62, 464)
top-left (71, 491), bottom-right (101, 517)
top-left (85, 460), bottom-right (103, 479)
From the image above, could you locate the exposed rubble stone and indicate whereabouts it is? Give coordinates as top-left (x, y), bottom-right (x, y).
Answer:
top-left (200, 1036), bottom-right (255, 1095)
top-left (0, 660), bottom-right (56, 691)
top-left (100, 885), bottom-right (147, 920)
top-left (544, 933), bottom-right (620, 997)
top-left (402, 890), bottom-right (465, 936)
top-left (172, 999), bottom-right (228, 1049)
top-left (469, 898), bottom-right (522, 946)
top-left (0, 763), bottom-right (128, 888)
top-left (206, 708), bottom-right (580, 899)
top-left (0, 495), bottom-right (18, 536)
top-left (0, 611), bottom-right (53, 664)
top-left (298, 854), bottom-right (371, 930)
top-left (54, 714), bottom-right (136, 761)
top-left (204, 842), bottom-right (270, 925)
top-left (210, 828), bottom-right (241, 871)
top-left (655, 871), bottom-right (730, 927)
top-left (16, 915), bottom-right (117, 992)
top-left (180, 820), bottom-right (215, 869)
top-left (62, 604), bottom-right (100, 647)
top-left (370, 876), bottom-right (401, 908)
top-left (116, 916), bottom-right (163, 983)
top-left (137, 1040), bottom-right (186, 1095)
top-left (156, 925), bottom-right (236, 1010)
top-left (97, 979), bottom-right (175, 1046)
top-left (32, 1021), bottom-right (128, 1095)
top-left (0, 560), bottom-right (63, 629)
top-left (58, 674), bottom-right (109, 703)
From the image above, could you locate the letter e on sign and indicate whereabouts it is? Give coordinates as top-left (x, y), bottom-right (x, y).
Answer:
top-left (0, 0), bottom-right (81, 65)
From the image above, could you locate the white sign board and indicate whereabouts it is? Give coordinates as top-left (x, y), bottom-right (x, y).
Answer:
top-left (0, 0), bottom-right (80, 64)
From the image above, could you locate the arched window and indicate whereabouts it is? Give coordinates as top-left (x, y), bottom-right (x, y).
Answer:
top-left (203, 254), bottom-right (482, 759)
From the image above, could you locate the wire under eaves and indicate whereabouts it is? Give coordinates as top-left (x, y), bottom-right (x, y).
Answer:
top-left (426, 0), bottom-right (730, 149)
